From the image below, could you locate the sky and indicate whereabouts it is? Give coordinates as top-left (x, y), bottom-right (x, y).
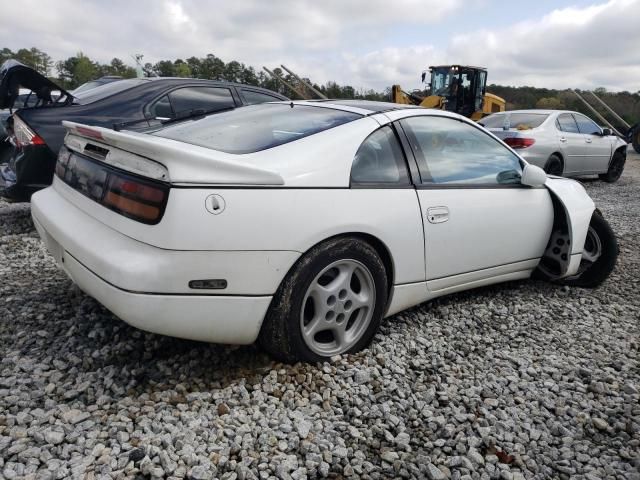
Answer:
top-left (1, 0), bottom-right (639, 92)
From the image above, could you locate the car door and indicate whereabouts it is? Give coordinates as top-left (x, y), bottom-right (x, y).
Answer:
top-left (397, 114), bottom-right (554, 293)
top-left (573, 113), bottom-right (612, 173)
top-left (555, 113), bottom-right (585, 174)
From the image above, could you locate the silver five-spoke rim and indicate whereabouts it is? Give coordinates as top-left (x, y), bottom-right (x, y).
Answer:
top-left (582, 226), bottom-right (602, 263)
top-left (300, 259), bottom-right (376, 356)
top-left (567, 226), bottom-right (603, 279)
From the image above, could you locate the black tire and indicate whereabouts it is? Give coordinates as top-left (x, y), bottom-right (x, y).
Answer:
top-left (544, 154), bottom-right (564, 176)
top-left (560, 212), bottom-right (618, 288)
top-left (631, 126), bottom-right (640, 154)
top-left (258, 237), bottom-right (388, 363)
top-left (599, 150), bottom-right (625, 183)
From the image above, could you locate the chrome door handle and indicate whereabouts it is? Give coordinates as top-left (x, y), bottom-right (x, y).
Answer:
top-left (559, 137), bottom-right (567, 143)
top-left (585, 138), bottom-right (592, 143)
top-left (427, 206), bottom-right (449, 224)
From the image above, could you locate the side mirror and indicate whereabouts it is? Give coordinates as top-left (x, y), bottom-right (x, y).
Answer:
top-left (602, 128), bottom-right (612, 136)
top-left (521, 164), bottom-right (548, 187)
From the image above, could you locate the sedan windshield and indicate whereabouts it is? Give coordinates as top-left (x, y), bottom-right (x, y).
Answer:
top-left (154, 103), bottom-right (362, 154)
top-left (480, 112), bottom-right (549, 130)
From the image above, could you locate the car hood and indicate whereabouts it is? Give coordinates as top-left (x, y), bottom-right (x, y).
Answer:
top-left (0, 59), bottom-right (73, 110)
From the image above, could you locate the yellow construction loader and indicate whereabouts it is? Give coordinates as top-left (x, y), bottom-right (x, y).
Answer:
top-left (392, 65), bottom-right (505, 120)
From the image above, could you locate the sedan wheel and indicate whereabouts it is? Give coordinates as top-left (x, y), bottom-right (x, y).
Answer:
top-left (259, 237), bottom-right (388, 363)
top-left (599, 151), bottom-right (625, 183)
top-left (544, 154), bottom-right (564, 176)
top-left (301, 259), bottom-right (376, 357)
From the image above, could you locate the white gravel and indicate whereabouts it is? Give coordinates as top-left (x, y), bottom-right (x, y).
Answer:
top-left (1, 150), bottom-right (639, 480)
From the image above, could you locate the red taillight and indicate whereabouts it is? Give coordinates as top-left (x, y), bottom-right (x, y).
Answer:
top-left (56, 148), bottom-right (169, 224)
top-left (12, 115), bottom-right (47, 147)
top-left (102, 174), bottom-right (168, 223)
top-left (503, 137), bottom-right (535, 149)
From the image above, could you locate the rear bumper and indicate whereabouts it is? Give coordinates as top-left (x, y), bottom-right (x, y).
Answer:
top-left (30, 184), bottom-right (299, 344)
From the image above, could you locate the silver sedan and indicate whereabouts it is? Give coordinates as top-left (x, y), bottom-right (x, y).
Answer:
top-left (480, 110), bottom-right (628, 182)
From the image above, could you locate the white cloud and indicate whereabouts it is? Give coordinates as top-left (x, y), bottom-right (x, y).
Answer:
top-left (445, 0), bottom-right (640, 91)
top-left (0, 0), bottom-right (638, 92)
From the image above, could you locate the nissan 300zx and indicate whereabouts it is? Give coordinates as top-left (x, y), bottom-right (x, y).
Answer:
top-left (31, 101), bottom-right (618, 362)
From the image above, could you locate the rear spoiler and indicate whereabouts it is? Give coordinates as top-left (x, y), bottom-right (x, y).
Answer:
top-left (62, 121), bottom-right (285, 186)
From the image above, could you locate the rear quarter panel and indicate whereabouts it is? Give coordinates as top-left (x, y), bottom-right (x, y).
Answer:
top-left (52, 178), bottom-right (427, 285)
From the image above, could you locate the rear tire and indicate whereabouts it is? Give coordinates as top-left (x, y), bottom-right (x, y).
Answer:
top-left (560, 212), bottom-right (617, 288)
top-left (599, 150), bottom-right (625, 183)
top-left (544, 154), bottom-right (564, 176)
top-left (632, 126), bottom-right (640, 154)
top-left (259, 237), bottom-right (388, 363)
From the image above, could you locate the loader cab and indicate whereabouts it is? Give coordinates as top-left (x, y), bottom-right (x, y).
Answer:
top-left (426, 65), bottom-right (487, 117)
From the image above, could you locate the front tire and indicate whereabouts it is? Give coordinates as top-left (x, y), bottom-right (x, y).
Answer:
top-left (560, 212), bottom-right (618, 288)
top-left (259, 237), bottom-right (388, 363)
top-left (599, 150), bottom-right (625, 183)
top-left (544, 154), bottom-right (564, 176)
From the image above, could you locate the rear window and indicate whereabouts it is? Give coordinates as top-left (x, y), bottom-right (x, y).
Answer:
top-left (480, 112), bottom-right (549, 130)
top-left (73, 79), bottom-right (148, 104)
top-left (154, 103), bottom-right (361, 154)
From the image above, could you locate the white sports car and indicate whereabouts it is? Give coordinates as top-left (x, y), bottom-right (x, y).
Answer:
top-left (31, 101), bottom-right (618, 362)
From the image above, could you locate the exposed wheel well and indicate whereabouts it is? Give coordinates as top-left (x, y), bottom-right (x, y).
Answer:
top-left (536, 191), bottom-right (571, 280)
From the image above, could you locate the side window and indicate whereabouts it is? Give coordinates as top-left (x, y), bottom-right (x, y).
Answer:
top-left (351, 126), bottom-right (409, 185)
top-left (150, 95), bottom-right (173, 118)
top-left (242, 89), bottom-right (281, 105)
top-left (400, 116), bottom-right (522, 185)
top-left (168, 87), bottom-right (235, 115)
top-left (574, 114), bottom-right (601, 135)
top-left (556, 114), bottom-right (579, 133)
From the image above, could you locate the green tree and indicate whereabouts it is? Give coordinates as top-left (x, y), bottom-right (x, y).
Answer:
top-left (173, 60), bottom-right (192, 78)
top-left (154, 60), bottom-right (175, 77)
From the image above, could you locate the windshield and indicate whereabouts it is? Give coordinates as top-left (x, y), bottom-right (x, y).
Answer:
top-left (155, 103), bottom-right (362, 154)
top-left (480, 112), bottom-right (550, 130)
top-left (73, 78), bottom-right (148, 104)
top-left (430, 67), bottom-right (459, 96)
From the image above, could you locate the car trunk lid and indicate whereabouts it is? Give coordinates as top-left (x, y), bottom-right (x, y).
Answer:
top-left (57, 121), bottom-right (283, 224)
top-left (62, 121), bottom-right (284, 186)
top-left (0, 59), bottom-right (73, 110)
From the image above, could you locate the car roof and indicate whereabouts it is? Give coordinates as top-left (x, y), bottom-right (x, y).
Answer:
top-left (144, 77), bottom-right (286, 92)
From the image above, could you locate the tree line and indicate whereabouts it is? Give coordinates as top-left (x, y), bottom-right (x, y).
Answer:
top-left (2, 47), bottom-right (638, 126)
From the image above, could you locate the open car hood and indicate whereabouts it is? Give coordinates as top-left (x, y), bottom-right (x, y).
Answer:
top-left (0, 59), bottom-right (73, 110)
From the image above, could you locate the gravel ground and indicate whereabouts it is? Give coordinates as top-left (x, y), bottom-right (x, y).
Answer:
top-left (1, 151), bottom-right (639, 480)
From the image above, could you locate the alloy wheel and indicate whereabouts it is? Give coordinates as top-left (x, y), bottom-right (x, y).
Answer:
top-left (300, 259), bottom-right (376, 356)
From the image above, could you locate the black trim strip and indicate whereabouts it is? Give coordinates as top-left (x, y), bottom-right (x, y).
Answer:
top-left (425, 257), bottom-right (540, 282)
